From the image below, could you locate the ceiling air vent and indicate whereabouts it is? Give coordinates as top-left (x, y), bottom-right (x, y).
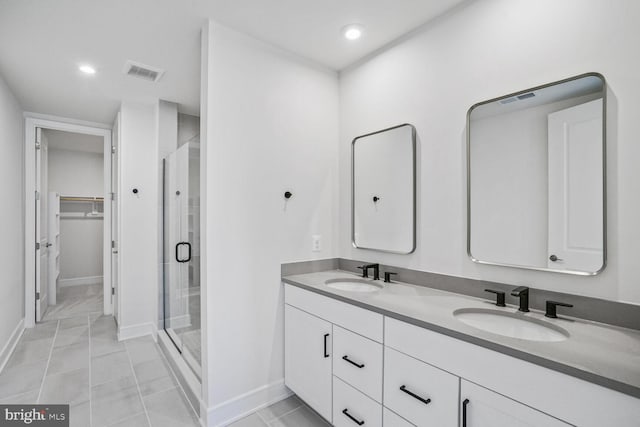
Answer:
top-left (517, 92), bottom-right (536, 100)
top-left (123, 60), bottom-right (164, 82)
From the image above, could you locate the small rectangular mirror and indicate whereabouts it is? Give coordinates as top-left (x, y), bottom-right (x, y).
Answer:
top-left (467, 73), bottom-right (606, 275)
top-left (352, 124), bottom-right (416, 254)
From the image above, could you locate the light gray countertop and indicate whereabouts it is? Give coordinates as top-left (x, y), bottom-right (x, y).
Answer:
top-left (282, 269), bottom-right (640, 399)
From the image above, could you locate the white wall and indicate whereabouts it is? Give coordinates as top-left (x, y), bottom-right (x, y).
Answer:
top-left (202, 21), bottom-right (339, 425)
top-left (48, 148), bottom-right (104, 196)
top-left (339, 0), bottom-right (640, 304)
top-left (118, 101), bottom-right (158, 338)
top-left (0, 72), bottom-right (24, 362)
top-left (48, 148), bottom-right (104, 283)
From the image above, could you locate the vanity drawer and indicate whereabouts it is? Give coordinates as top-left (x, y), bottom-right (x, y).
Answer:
top-left (383, 408), bottom-right (415, 427)
top-left (384, 347), bottom-right (459, 427)
top-left (333, 325), bottom-right (383, 402)
top-left (333, 376), bottom-right (382, 427)
top-left (284, 284), bottom-right (383, 342)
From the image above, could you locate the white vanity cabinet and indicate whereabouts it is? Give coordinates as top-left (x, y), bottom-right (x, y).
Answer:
top-left (285, 284), bottom-right (384, 425)
top-left (284, 304), bottom-right (333, 421)
top-left (284, 284), bottom-right (640, 427)
top-left (460, 380), bottom-right (569, 427)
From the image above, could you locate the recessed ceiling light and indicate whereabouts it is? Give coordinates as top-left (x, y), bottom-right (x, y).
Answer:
top-left (342, 24), bottom-right (364, 41)
top-left (78, 64), bottom-right (96, 75)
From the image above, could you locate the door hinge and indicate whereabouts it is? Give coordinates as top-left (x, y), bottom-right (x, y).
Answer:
top-left (35, 190), bottom-right (40, 201)
top-left (111, 287), bottom-right (115, 295)
top-left (36, 292), bottom-right (40, 300)
top-left (35, 242), bottom-right (40, 250)
top-left (111, 145), bottom-right (116, 154)
top-left (110, 192), bottom-right (115, 200)
top-left (35, 127), bottom-right (42, 149)
top-left (111, 240), bottom-right (115, 249)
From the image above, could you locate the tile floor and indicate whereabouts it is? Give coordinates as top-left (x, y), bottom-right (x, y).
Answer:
top-left (0, 313), bottom-right (200, 427)
top-left (228, 395), bottom-right (330, 427)
top-left (43, 283), bottom-right (104, 321)
top-left (4, 284), bottom-right (327, 427)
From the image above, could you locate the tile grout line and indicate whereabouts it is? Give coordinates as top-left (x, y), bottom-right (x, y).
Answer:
top-left (124, 341), bottom-right (153, 427)
top-left (36, 320), bottom-right (60, 403)
top-left (254, 394), bottom-right (303, 426)
top-left (88, 315), bottom-right (93, 427)
top-left (155, 341), bottom-right (201, 420)
top-left (256, 405), bottom-right (302, 426)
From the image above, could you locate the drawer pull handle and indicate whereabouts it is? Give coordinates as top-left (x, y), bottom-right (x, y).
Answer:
top-left (400, 385), bottom-right (431, 405)
top-left (462, 398), bottom-right (470, 427)
top-left (323, 334), bottom-right (330, 358)
top-left (342, 409), bottom-right (365, 425)
top-left (342, 355), bottom-right (365, 369)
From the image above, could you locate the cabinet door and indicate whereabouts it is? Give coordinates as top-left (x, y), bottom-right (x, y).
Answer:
top-left (461, 381), bottom-right (570, 427)
top-left (284, 304), bottom-right (332, 422)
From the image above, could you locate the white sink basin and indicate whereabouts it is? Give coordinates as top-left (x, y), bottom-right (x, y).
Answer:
top-left (325, 278), bottom-right (383, 293)
top-left (454, 308), bottom-right (569, 342)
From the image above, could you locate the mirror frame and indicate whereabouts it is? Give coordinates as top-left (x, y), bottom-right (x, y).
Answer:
top-left (352, 123), bottom-right (417, 254)
top-left (466, 72), bottom-right (607, 276)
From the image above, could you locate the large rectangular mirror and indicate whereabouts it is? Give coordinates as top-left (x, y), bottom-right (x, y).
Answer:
top-left (467, 73), bottom-right (606, 275)
top-left (352, 123), bottom-right (416, 254)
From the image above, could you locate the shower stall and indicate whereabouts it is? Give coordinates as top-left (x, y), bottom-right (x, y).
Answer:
top-left (162, 114), bottom-right (201, 379)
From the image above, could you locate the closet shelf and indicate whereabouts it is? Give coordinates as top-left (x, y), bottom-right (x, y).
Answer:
top-left (60, 212), bottom-right (104, 219)
top-left (60, 196), bottom-right (104, 203)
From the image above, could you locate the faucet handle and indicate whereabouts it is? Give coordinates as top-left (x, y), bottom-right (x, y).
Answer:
top-left (383, 272), bottom-right (397, 283)
top-left (356, 265), bottom-right (368, 278)
top-left (484, 289), bottom-right (506, 307)
top-left (545, 301), bottom-right (573, 318)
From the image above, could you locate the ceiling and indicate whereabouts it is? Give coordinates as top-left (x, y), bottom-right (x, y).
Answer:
top-left (0, 0), bottom-right (467, 124)
top-left (45, 129), bottom-right (104, 154)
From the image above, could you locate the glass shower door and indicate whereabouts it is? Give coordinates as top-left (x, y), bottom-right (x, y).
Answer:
top-left (163, 142), bottom-right (201, 378)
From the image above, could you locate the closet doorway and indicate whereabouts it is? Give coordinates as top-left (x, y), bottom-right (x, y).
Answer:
top-left (24, 117), bottom-right (113, 327)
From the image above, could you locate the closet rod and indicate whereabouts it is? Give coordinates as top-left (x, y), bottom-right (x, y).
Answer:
top-left (60, 196), bottom-right (104, 202)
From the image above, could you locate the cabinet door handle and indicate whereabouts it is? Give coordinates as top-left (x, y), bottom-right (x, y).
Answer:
top-left (323, 333), bottom-right (330, 358)
top-left (399, 385), bottom-right (431, 405)
top-left (342, 355), bottom-right (365, 368)
top-left (342, 409), bottom-right (364, 425)
top-left (462, 398), bottom-right (470, 427)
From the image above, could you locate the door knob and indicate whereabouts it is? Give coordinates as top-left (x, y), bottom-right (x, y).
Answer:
top-left (45, 243), bottom-right (53, 247)
top-left (549, 254), bottom-right (563, 262)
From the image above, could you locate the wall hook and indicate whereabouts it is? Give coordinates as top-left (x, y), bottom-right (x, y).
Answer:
top-left (132, 188), bottom-right (139, 194)
top-left (284, 191), bottom-right (293, 200)
top-left (373, 196), bottom-right (380, 202)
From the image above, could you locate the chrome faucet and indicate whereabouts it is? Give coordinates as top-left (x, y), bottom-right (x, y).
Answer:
top-left (511, 286), bottom-right (530, 312)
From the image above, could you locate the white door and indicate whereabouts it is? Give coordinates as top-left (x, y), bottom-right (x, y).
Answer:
top-left (111, 114), bottom-right (120, 323)
top-left (284, 305), bottom-right (333, 422)
top-left (35, 127), bottom-right (49, 321)
top-left (461, 380), bottom-right (570, 427)
top-left (47, 192), bottom-right (60, 306)
top-left (547, 99), bottom-right (604, 272)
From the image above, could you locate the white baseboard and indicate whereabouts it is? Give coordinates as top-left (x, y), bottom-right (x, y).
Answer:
top-left (206, 380), bottom-right (292, 427)
top-left (0, 319), bottom-right (25, 374)
top-left (59, 275), bottom-right (103, 287)
top-left (117, 322), bottom-right (158, 342)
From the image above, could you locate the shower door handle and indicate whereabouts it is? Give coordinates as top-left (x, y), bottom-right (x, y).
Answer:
top-left (175, 242), bottom-right (192, 263)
